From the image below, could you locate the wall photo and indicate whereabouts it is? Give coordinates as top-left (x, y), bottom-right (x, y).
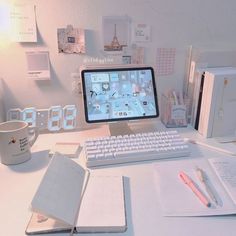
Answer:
top-left (57, 25), bottom-right (85, 54)
top-left (103, 16), bottom-right (130, 53)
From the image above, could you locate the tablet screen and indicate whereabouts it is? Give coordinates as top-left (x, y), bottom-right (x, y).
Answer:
top-left (81, 67), bottom-right (159, 123)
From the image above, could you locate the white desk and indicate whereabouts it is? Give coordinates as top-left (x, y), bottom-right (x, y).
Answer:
top-left (1, 122), bottom-right (236, 236)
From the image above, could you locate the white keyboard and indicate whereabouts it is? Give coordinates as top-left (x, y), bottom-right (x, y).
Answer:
top-left (84, 130), bottom-right (190, 167)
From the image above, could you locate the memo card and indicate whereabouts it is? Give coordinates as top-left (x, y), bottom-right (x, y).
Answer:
top-left (50, 142), bottom-right (82, 158)
top-left (26, 50), bottom-right (51, 80)
top-left (10, 4), bottom-right (37, 42)
top-left (132, 23), bottom-right (151, 42)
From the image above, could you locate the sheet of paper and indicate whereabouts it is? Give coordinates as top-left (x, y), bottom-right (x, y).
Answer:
top-left (153, 158), bottom-right (236, 216)
top-left (31, 153), bottom-right (86, 225)
top-left (132, 23), bottom-right (151, 42)
top-left (26, 50), bottom-right (51, 80)
top-left (77, 175), bottom-right (126, 233)
top-left (209, 158), bottom-right (236, 204)
top-left (156, 48), bottom-right (176, 76)
top-left (25, 213), bottom-right (69, 235)
top-left (10, 4), bottom-right (37, 42)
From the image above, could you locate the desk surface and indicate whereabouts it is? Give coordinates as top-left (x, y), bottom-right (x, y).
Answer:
top-left (1, 121), bottom-right (236, 236)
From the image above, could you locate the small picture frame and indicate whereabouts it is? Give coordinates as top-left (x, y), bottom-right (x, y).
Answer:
top-left (122, 55), bottom-right (131, 64)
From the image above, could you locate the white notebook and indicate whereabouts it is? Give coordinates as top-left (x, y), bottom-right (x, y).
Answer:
top-left (26, 153), bottom-right (126, 234)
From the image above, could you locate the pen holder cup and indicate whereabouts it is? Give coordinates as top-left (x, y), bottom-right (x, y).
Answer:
top-left (160, 94), bottom-right (187, 128)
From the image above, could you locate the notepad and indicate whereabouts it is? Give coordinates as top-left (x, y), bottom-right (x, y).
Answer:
top-left (153, 157), bottom-right (236, 216)
top-left (26, 153), bottom-right (126, 234)
top-left (50, 142), bottom-right (82, 158)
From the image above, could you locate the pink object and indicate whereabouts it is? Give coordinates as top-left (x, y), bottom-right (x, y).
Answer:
top-left (179, 171), bottom-right (211, 207)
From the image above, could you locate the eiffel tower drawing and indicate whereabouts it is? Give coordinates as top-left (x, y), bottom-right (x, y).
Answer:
top-left (110, 24), bottom-right (121, 50)
top-left (104, 24), bottom-right (127, 51)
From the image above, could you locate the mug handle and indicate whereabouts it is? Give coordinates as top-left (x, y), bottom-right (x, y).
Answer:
top-left (28, 127), bottom-right (39, 147)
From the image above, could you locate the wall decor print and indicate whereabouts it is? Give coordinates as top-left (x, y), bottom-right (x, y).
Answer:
top-left (57, 25), bottom-right (85, 54)
top-left (10, 4), bottom-right (37, 42)
top-left (156, 48), bottom-right (176, 76)
top-left (103, 16), bottom-right (130, 53)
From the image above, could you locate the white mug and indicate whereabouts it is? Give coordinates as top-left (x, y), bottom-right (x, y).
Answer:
top-left (0, 121), bottom-right (39, 165)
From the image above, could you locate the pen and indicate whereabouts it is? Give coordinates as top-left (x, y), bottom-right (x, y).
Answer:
top-left (185, 138), bottom-right (236, 156)
top-left (179, 171), bottom-right (211, 207)
top-left (196, 167), bottom-right (218, 205)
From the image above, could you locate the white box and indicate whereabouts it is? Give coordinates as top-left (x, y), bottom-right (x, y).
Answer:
top-left (198, 67), bottom-right (236, 138)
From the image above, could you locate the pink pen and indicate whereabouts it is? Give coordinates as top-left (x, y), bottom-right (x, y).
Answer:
top-left (179, 171), bottom-right (211, 207)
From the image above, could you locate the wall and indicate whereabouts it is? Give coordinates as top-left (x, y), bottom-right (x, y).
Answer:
top-left (1, 0), bottom-right (236, 126)
top-left (0, 79), bottom-right (5, 122)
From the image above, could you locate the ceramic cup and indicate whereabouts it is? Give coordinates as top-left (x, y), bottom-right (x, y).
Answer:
top-left (0, 121), bottom-right (39, 165)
